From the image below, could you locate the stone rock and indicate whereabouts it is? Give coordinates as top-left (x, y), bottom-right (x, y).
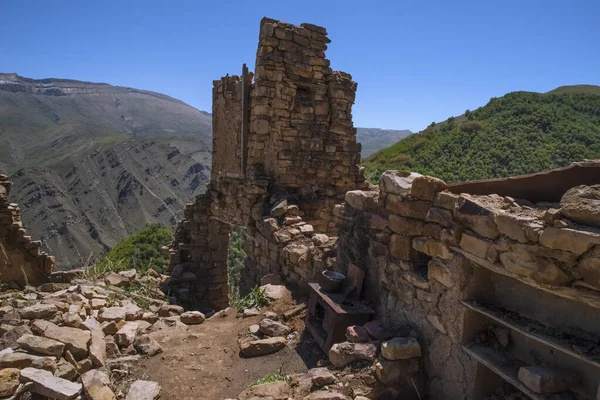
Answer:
top-left (104, 336), bottom-right (121, 359)
top-left (434, 191), bottom-right (459, 210)
top-left (493, 327), bottom-right (510, 348)
top-left (0, 351), bottom-right (56, 371)
top-left (243, 308), bottom-right (261, 318)
top-left (379, 171), bottom-right (422, 195)
top-left (386, 196), bottom-right (430, 220)
top-left (539, 227), bottom-right (600, 255)
top-left (560, 185), bottom-right (600, 228)
top-left (19, 367), bottom-right (82, 399)
top-left (101, 321), bottom-right (118, 336)
top-left (55, 358), bottom-right (77, 381)
top-left (259, 318), bottom-right (290, 337)
top-left (427, 259), bottom-right (453, 288)
top-left (305, 390), bottom-right (348, 400)
top-left (381, 337), bottom-right (421, 360)
top-left (260, 284), bottom-right (291, 300)
top-left (410, 176), bottom-right (447, 201)
top-left (180, 311), bottom-right (205, 325)
top-left (460, 232), bottom-right (492, 259)
top-left (122, 302), bottom-right (143, 321)
top-left (328, 342), bottom-right (377, 368)
top-left (142, 312), bottom-right (159, 324)
top-left (89, 329), bottom-right (107, 367)
top-left (499, 251), bottom-right (571, 285)
top-left (83, 317), bottom-right (102, 331)
top-left (157, 304), bottom-right (184, 317)
top-left (425, 207), bottom-right (454, 227)
top-left (345, 190), bottom-right (378, 211)
top-left (239, 337), bottom-right (286, 357)
top-left (412, 237), bottom-right (451, 259)
top-left (248, 324), bottom-right (260, 334)
top-left (345, 325), bottom-right (370, 343)
top-left (134, 335), bottom-right (163, 356)
top-left (17, 334), bottom-right (65, 357)
top-left (115, 322), bottom-right (139, 348)
top-left (308, 367), bottom-right (336, 387)
top-left (312, 234), bottom-right (329, 246)
top-left (363, 320), bottom-right (391, 340)
top-left (455, 195), bottom-right (500, 239)
top-left (426, 314), bottom-right (447, 334)
top-left (244, 380), bottom-right (291, 399)
top-left (19, 304), bottom-right (57, 320)
top-left (36, 320), bottom-right (91, 360)
top-left (389, 235), bottom-right (412, 261)
top-left (494, 212), bottom-right (535, 243)
top-left (517, 365), bottom-right (579, 394)
top-left (126, 380), bottom-right (161, 400)
top-left (264, 311), bottom-right (278, 320)
top-left (104, 273), bottom-right (129, 287)
top-left (119, 269), bottom-right (137, 279)
top-left (98, 307), bottom-right (126, 323)
top-left (375, 355), bottom-right (420, 385)
top-left (271, 198), bottom-right (288, 217)
top-left (388, 215), bottom-right (424, 235)
top-left (0, 368), bottom-right (19, 397)
top-left (577, 245), bottom-right (600, 290)
top-left (260, 274), bottom-right (282, 286)
top-left (81, 369), bottom-right (116, 400)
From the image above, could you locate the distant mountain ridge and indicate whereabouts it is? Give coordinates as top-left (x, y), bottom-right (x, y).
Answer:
top-left (356, 127), bottom-right (412, 157)
top-left (0, 73), bottom-right (213, 269)
top-left (362, 85), bottom-right (600, 183)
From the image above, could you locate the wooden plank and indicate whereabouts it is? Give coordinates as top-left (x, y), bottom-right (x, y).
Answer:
top-left (463, 344), bottom-right (575, 400)
top-left (462, 300), bottom-right (600, 369)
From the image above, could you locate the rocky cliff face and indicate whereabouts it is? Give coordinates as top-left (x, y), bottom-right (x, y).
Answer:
top-left (0, 74), bottom-right (212, 269)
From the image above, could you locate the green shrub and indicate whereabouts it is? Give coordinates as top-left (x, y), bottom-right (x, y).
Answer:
top-left (87, 223), bottom-right (172, 277)
top-left (251, 366), bottom-right (289, 386)
top-left (231, 285), bottom-right (270, 312)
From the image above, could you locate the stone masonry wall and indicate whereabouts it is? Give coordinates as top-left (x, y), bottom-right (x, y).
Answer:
top-left (335, 171), bottom-right (600, 399)
top-left (167, 17), bottom-right (366, 308)
top-left (211, 76), bottom-right (245, 179)
top-left (0, 174), bottom-right (54, 287)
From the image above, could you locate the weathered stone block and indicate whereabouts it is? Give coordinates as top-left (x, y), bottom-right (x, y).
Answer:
top-left (517, 365), bottom-right (579, 394)
top-left (500, 251), bottom-right (571, 285)
top-left (386, 196), bottom-right (430, 220)
top-left (459, 232), bottom-right (492, 259)
top-left (413, 237), bottom-right (451, 259)
top-left (345, 190), bottom-right (378, 211)
top-left (381, 337), bottom-right (421, 360)
top-left (390, 235), bottom-right (412, 261)
top-left (379, 171), bottom-right (422, 195)
top-left (494, 212), bottom-right (537, 243)
top-left (577, 245), bottom-right (600, 290)
top-left (410, 176), bottom-right (447, 201)
top-left (434, 191), bottom-right (459, 210)
top-left (428, 259), bottom-right (453, 288)
top-left (539, 227), bottom-right (600, 255)
top-left (389, 215), bottom-right (424, 235)
top-left (426, 207), bottom-right (454, 227)
top-left (455, 195), bottom-right (500, 239)
top-left (560, 185), bottom-right (600, 228)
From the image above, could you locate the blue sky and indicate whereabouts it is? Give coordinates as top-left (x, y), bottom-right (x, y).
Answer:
top-left (2, 0), bottom-right (598, 132)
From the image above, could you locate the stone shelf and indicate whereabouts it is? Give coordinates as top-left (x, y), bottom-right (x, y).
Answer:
top-left (452, 247), bottom-right (600, 310)
top-left (462, 343), bottom-right (580, 400)
top-left (461, 300), bottom-right (600, 369)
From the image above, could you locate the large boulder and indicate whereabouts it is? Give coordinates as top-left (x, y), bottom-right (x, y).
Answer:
top-left (560, 185), bottom-right (600, 228)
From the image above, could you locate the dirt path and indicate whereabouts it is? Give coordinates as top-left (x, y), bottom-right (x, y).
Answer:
top-left (134, 311), bottom-right (315, 400)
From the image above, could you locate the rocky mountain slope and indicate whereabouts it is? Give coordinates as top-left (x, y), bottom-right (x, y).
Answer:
top-left (1, 74), bottom-right (212, 269)
top-left (356, 128), bottom-right (412, 158)
top-left (362, 85), bottom-right (600, 182)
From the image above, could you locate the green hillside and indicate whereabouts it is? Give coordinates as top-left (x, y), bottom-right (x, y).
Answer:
top-left (362, 86), bottom-right (600, 183)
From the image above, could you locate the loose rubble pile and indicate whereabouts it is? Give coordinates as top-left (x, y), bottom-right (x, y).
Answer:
top-left (234, 318), bottom-right (423, 400)
top-left (0, 268), bottom-right (206, 399)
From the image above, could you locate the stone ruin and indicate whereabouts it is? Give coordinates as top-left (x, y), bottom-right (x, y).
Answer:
top-left (0, 174), bottom-right (54, 287)
top-left (167, 18), bottom-right (600, 399)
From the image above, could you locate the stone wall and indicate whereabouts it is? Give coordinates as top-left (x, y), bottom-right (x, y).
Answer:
top-left (211, 76), bottom-right (245, 179)
top-left (0, 174), bottom-right (54, 287)
top-left (167, 17), bottom-right (366, 308)
top-left (334, 171), bottom-right (600, 399)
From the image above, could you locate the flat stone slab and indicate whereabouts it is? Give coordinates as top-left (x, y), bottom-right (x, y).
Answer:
top-left (126, 380), bottom-right (161, 400)
top-left (518, 365), bottom-right (580, 394)
top-left (19, 304), bottom-right (57, 319)
top-left (381, 337), bottom-right (422, 360)
top-left (20, 367), bottom-right (82, 400)
top-left (239, 337), bottom-right (286, 357)
top-left (17, 334), bottom-right (65, 357)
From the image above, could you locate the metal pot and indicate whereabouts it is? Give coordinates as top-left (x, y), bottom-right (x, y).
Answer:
top-left (320, 270), bottom-right (346, 293)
